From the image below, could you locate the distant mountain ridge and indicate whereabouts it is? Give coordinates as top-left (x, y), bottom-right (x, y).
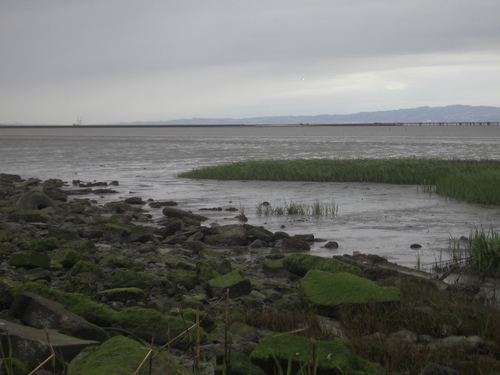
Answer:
top-left (119, 105), bottom-right (500, 125)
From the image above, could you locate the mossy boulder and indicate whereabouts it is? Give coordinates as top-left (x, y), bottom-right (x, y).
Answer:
top-left (8, 251), bottom-right (51, 269)
top-left (196, 259), bottom-right (221, 283)
top-left (250, 333), bottom-right (386, 375)
top-left (27, 237), bottom-right (59, 252)
top-left (207, 270), bottom-right (252, 298)
top-left (10, 209), bottom-right (49, 223)
top-left (301, 270), bottom-right (400, 315)
top-left (168, 269), bottom-right (199, 290)
top-left (67, 335), bottom-right (194, 375)
top-left (0, 277), bottom-right (19, 308)
top-left (283, 253), bottom-right (363, 277)
top-left (203, 224), bottom-right (248, 246)
top-left (111, 269), bottom-right (147, 289)
top-left (14, 282), bottom-right (208, 347)
top-left (70, 261), bottom-right (104, 277)
top-left (96, 287), bottom-right (146, 303)
top-left (51, 249), bottom-right (93, 269)
top-left (216, 350), bottom-right (266, 375)
top-left (263, 258), bottom-right (296, 279)
top-left (102, 223), bottom-right (132, 242)
top-left (0, 229), bottom-right (10, 242)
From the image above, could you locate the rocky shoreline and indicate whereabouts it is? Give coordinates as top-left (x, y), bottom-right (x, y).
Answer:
top-left (1, 173), bottom-right (499, 375)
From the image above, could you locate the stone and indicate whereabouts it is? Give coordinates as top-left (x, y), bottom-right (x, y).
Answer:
top-left (300, 270), bottom-right (400, 316)
top-left (0, 319), bottom-right (100, 372)
top-left (162, 206), bottom-right (208, 221)
top-left (283, 253), bottom-right (363, 277)
top-left (66, 335), bottom-right (192, 375)
top-left (278, 237), bottom-right (310, 252)
top-left (16, 189), bottom-right (57, 210)
top-left (322, 241), bottom-right (339, 249)
top-left (207, 271), bottom-right (252, 298)
top-left (10, 292), bottom-right (107, 342)
top-left (8, 251), bottom-right (51, 269)
top-left (203, 224), bottom-right (248, 246)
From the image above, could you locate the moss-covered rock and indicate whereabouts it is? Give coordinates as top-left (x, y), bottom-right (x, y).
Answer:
top-left (196, 259), bottom-right (221, 283)
top-left (283, 253), bottom-right (363, 277)
top-left (70, 261), bottom-right (104, 277)
top-left (67, 335), bottom-right (194, 375)
top-left (216, 350), bottom-right (266, 375)
top-left (112, 269), bottom-right (147, 289)
top-left (168, 269), bottom-right (199, 290)
top-left (301, 270), bottom-right (400, 315)
top-left (207, 271), bottom-right (252, 298)
top-left (51, 249), bottom-right (93, 269)
top-left (250, 333), bottom-right (386, 375)
top-left (102, 223), bottom-right (132, 242)
top-left (138, 272), bottom-right (179, 296)
top-left (14, 282), bottom-right (208, 347)
top-left (27, 237), bottom-right (59, 252)
top-left (96, 287), bottom-right (146, 303)
top-left (262, 258), bottom-right (297, 279)
top-left (0, 277), bottom-right (19, 309)
top-left (10, 209), bottom-right (50, 223)
top-left (8, 251), bottom-right (51, 269)
top-left (0, 229), bottom-right (10, 242)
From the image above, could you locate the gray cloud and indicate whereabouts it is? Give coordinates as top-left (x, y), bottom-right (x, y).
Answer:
top-left (1, 0), bottom-right (499, 124)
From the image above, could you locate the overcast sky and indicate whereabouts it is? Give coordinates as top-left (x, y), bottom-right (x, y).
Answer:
top-left (1, 0), bottom-right (499, 124)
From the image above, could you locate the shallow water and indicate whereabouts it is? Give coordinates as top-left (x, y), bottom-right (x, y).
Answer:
top-left (1, 125), bottom-right (499, 269)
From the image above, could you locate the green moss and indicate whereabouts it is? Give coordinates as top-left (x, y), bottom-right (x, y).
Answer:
top-left (51, 249), bottom-right (92, 268)
top-left (196, 259), bottom-right (221, 283)
top-left (96, 287), bottom-right (146, 303)
top-left (27, 237), bottom-right (58, 252)
top-left (8, 251), bottom-right (51, 269)
top-left (71, 261), bottom-right (104, 277)
top-left (250, 333), bottom-right (385, 375)
top-left (0, 230), bottom-right (9, 242)
top-left (301, 270), bottom-right (400, 308)
top-left (13, 209), bottom-right (49, 223)
top-left (13, 282), bottom-right (208, 347)
top-left (207, 270), bottom-right (252, 298)
top-left (168, 269), bottom-right (199, 290)
top-left (67, 335), bottom-right (193, 375)
top-left (104, 223), bottom-right (132, 233)
top-left (283, 253), bottom-right (363, 277)
top-left (0, 277), bottom-right (19, 308)
top-left (112, 269), bottom-right (147, 289)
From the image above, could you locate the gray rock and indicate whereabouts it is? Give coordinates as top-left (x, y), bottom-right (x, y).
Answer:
top-left (16, 189), bottom-right (57, 210)
top-left (0, 318), bottom-right (100, 371)
top-left (10, 292), bottom-right (107, 342)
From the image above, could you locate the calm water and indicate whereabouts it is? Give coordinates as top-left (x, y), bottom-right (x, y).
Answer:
top-left (1, 125), bottom-right (499, 268)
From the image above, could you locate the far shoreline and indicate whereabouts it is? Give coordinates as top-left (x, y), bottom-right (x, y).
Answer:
top-left (1, 121), bottom-right (499, 129)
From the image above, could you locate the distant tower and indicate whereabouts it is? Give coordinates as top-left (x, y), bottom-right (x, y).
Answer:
top-left (73, 116), bottom-right (82, 126)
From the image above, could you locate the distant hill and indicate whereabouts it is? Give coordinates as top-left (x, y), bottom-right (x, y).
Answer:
top-left (118, 105), bottom-right (500, 125)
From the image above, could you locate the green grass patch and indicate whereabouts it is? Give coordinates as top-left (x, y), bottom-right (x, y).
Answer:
top-left (179, 158), bottom-right (500, 205)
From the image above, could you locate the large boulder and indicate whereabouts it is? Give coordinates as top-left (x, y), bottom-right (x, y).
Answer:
top-left (283, 253), bottom-right (363, 277)
top-left (0, 319), bottom-right (100, 372)
top-left (16, 189), bottom-right (57, 210)
top-left (67, 335), bottom-right (193, 375)
top-left (207, 270), bottom-right (252, 298)
top-left (203, 224), bottom-right (248, 246)
top-left (162, 206), bottom-right (208, 222)
top-left (300, 270), bottom-right (400, 316)
top-left (10, 291), bottom-right (107, 342)
top-left (8, 251), bottom-right (51, 269)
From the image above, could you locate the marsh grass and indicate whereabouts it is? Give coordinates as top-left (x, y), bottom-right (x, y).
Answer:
top-left (179, 158), bottom-right (500, 205)
top-left (338, 277), bottom-right (500, 374)
top-left (256, 200), bottom-right (338, 217)
top-left (447, 228), bottom-right (500, 277)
